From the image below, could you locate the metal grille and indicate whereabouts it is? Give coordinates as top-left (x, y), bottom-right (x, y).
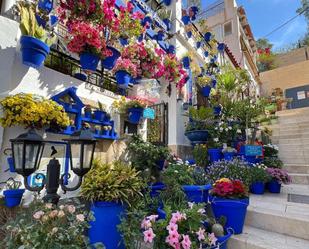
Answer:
top-left (147, 102), bottom-right (168, 145)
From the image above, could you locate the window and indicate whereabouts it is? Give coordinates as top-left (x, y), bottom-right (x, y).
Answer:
top-left (224, 21), bottom-right (233, 36)
top-left (212, 25), bottom-right (223, 41)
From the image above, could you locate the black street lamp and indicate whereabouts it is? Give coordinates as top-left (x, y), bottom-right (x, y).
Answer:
top-left (10, 129), bottom-right (96, 204)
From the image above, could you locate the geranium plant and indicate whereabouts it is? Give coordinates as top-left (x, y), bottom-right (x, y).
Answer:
top-left (112, 58), bottom-right (138, 77)
top-left (266, 168), bottom-right (291, 184)
top-left (0, 93), bottom-right (69, 130)
top-left (140, 204), bottom-right (218, 249)
top-left (211, 178), bottom-right (249, 199)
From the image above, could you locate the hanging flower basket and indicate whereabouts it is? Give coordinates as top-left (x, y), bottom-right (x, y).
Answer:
top-left (163, 18), bottom-right (172, 31)
top-left (201, 85), bottom-right (211, 97)
top-left (163, 0), bottom-right (172, 6)
top-left (102, 46), bottom-right (121, 70)
top-left (204, 32), bottom-right (212, 42)
top-left (208, 148), bottom-right (222, 162)
top-left (89, 201), bottom-right (125, 249)
top-left (185, 130), bottom-right (208, 144)
top-left (181, 15), bottom-right (190, 25)
top-left (20, 35), bottom-right (50, 68)
top-left (80, 52), bottom-right (99, 72)
top-left (182, 184), bottom-right (212, 203)
top-left (115, 70), bottom-right (131, 89)
top-left (119, 37), bottom-right (129, 46)
top-left (127, 107), bottom-right (144, 124)
top-left (182, 56), bottom-right (190, 69)
top-left (3, 189), bottom-right (25, 207)
top-left (38, 0), bottom-right (53, 13)
top-left (250, 182), bottom-right (265, 195)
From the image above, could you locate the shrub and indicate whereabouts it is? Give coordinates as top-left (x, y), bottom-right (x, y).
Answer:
top-left (263, 157), bottom-right (283, 169)
top-left (249, 164), bottom-right (271, 183)
top-left (263, 144), bottom-right (279, 157)
top-left (266, 168), bottom-right (291, 184)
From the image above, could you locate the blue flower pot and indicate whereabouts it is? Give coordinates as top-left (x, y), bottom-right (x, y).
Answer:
top-left (196, 41), bottom-right (201, 48)
top-left (163, 0), bottom-right (172, 6)
top-left (250, 182), bottom-right (265, 195)
top-left (185, 130), bottom-right (208, 144)
top-left (218, 43), bottom-right (225, 51)
top-left (20, 35), bottom-right (50, 68)
top-left (211, 198), bottom-right (249, 234)
top-left (213, 106), bottom-right (222, 115)
top-left (127, 107), bottom-right (144, 124)
top-left (209, 195), bottom-right (250, 205)
top-left (157, 208), bottom-right (166, 220)
top-left (163, 18), bottom-right (171, 31)
top-left (186, 31), bottom-right (192, 38)
top-left (201, 85), bottom-right (211, 97)
top-left (4, 189), bottom-right (25, 207)
top-left (182, 184), bottom-right (212, 203)
top-left (182, 56), bottom-right (190, 69)
top-left (204, 32), bottom-right (212, 42)
top-left (89, 201), bottom-right (125, 249)
top-left (93, 110), bottom-right (106, 121)
top-left (102, 46), bottom-right (120, 70)
top-left (223, 152), bottom-right (235, 161)
top-left (149, 182), bottom-right (165, 198)
top-left (80, 52), bottom-right (99, 72)
top-left (115, 70), bottom-right (131, 89)
top-left (38, 0), bottom-right (53, 13)
top-left (84, 111), bottom-right (92, 118)
top-left (168, 45), bottom-right (176, 54)
top-left (50, 15), bottom-right (58, 26)
top-left (7, 157), bottom-right (15, 172)
top-left (156, 31), bottom-right (165, 41)
top-left (119, 37), bottom-right (128, 46)
top-left (182, 15), bottom-right (190, 25)
top-left (35, 14), bottom-right (47, 27)
top-left (208, 148), bottom-right (222, 163)
top-left (204, 51), bottom-right (209, 57)
top-left (212, 79), bottom-right (217, 88)
top-left (215, 230), bottom-right (232, 249)
top-left (267, 179), bottom-right (281, 193)
top-left (244, 156), bottom-right (262, 164)
top-left (190, 6), bottom-right (199, 15)
top-left (74, 72), bottom-right (87, 81)
top-left (143, 16), bottom-right (152, 27)
top-left (156, 159), bottom-right (165, 170)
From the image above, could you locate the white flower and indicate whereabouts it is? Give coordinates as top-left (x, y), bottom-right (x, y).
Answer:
top-left (237, 129), bottom-right (242, 134)
top-left (58, 210), bottom-right (65, 218)
top-left (225, 128), bottom-right (229, 132)
top-left (188, 202), bottom-right (194, 209)
top-left (51, 227), bottom-right (58, 234)
top-left (219, 127), bottom-right (223, 131)
top-left (214, 138), bottom-right (219, 142)
top-left (33, 211), bottom-right (44, 220)
top-left (45, 203), bottom-right (53, 209)
top-left (66, 205), bottom-right (76, 214)
top-left (76, 214), bottom-right (85, 222)
top-left (228, 126), bottom-right (232, 130)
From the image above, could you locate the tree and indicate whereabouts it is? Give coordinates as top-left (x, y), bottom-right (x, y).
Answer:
top-left (256, 38), bottom-right (273, 50)
top-left (297, 0), bottom-right (309, 46)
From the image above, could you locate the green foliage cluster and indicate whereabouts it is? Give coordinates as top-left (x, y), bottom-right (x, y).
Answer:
top-left (249, 165), bottom-right (272, 183)
top-left (192, 144), bottom-right (208, 167)
top-left (263, 157), bottom-right (283, 169)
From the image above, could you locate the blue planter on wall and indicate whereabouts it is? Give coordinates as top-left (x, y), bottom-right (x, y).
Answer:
top-left (38, 0), bottom-right (53, 13)
top-left (156, 31), bottom-right (165, 41)
top-left (250, 182), bottom-right (265, 195)
top-left (185, 130), bottom-right (208, 144)
top-left (267, 179), bottom-right (281, 193)
top-left (89, 201), bottom-right (125, 249)
top-left (93, 110), bottom-right (106, 121)
top-left (182, 56), bottom-right (190, 69)
top-left (168, 45), bottom-right (175, 54)
top-left (182, 184), bottom-right (212, 203)
top-left (211, 198), bottom-right (249, 234)
top-left (182, 15), bottom-right (190, 25)
top-left (80, 52), bottom-right (99, 72)
top-left (115, 70), bottom-right (131, 89)
top-left (204, 51), bottom-right (209, 57)
top-left (20, 36), bottom-right (50, 68)
top-left (223, 152), bottom-right (235, 161)
top-left (196, 41), bottom-right (201, 48)
top-left (142, 16), bottom-right (152, 27)
top-left (4, 189), bottom-right (25, 207)
top-left (186, 31), bottom-right (192, 38)
top-left (163, 0), bottom-right (172, 6)
top-left (74, 72), bottom-right (87, 81)
top-left (201, 85), bottom-right (211, 97)
top-left (208, 148), bottom-right (222, 163)
top-left (163, 18), bottom-right (172, 31)
top-left (127, 107), bottom-right (144, 124)
top-left (204, 32), bottom-right (212, 42)
top-left (84, 111), bottom-right (92, 118)
top-left (102, 46), bottom-right (120, 70)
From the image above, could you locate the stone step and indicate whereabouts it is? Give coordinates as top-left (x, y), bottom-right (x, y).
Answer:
top-left (290, 173), bottom-right (309, 184)
top-left (273, 138), bottom-right (309, 145)
top-left (281, 157), bottom-right (309, 165)
top-left (228, 226), bottom-right (309, 249)
top-left (284, 164), bottom-right (309, 174)
top-left (282, 183), bottom-right (309, 195)
top-left (272, 132), bottom-right (309, 140)
top-left (278, 144), bottom-right (309, 151)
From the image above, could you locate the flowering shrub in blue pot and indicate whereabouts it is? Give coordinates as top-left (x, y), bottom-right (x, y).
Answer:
top-left (248, 164), bottom-right (271, 194)
top-left (185, 130), bottom-right (208, 143)
top-left (222, 147), bottom-right (237, 161)
top-left (3, 178), bottom-right (24, 208)
top-left (113, 58), bottom-right (137, 89)
top-left (17, 3), bottom-right (55, 68)
top-left (211, 178), bottom-right (249, 234)
top-left (182, 56), bottom-right (191, 69)
top-left (102, 46), bottom-right (121, 70)
top-left (81, 160), bottom-right (144, 249)
top-left (266, 168), bottom-right (291, 193)
top-left (80, 53), bottom-right (100, 72)
top-left (196, 75), bottom-right (212, 97)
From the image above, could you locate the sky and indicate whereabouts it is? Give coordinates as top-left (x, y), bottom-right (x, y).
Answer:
top-left (203, 0), bottom-right (308, 51)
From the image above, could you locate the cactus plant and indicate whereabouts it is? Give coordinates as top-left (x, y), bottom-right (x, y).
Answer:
top-left (205, 203), bottom-right (226, 237)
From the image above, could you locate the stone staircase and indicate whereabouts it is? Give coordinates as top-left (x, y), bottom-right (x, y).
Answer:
top-left (229, 107), bottom-right (309, 249)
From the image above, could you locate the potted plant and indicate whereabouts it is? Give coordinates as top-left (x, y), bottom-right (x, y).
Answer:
top-left (112, 58), bottom-right (138, 89)
top-left (157, 9), bottom-right (172, 31)
top-left (3, 178), bottom-right (24, 208)
top-left (196, 75), bottom-right (212, 97)
top-left (207, 126), bottom-right (223, 163)
top-left (222, 147), bottom-right (237, 161)
top-left (266, 168), bottom-right (291, 193)
top-left (3, 199), bottom-right (99, 248)
top-left (100, 126), bottom-right (108, 136)
top-left (66, 119), bottom-right (75, 132)
top-left (192, 144), bottom-right (208, 168)
top-left (125, 99), bottom-right (146, 124)
top-left (181, 10), bottom-right (190, 25)
top-left (142, 14), bottom-right (152, 28)
top-left (185, 107), bottom-right (214, 144)
top-left (84, 105), bottom-right (92, 119)
top-left (93, 101), bottom-right (107, 121)
top-left (16, 2), bottom-right (56, 68)
top-left (102, 46), bottom-right (121, 70)
top-left (211, 178), bottom-right (249, 234)
top-left (196, 38), bottom-right (202, 49)
top-left (94, 125), bottom-right (101, 135)
top-left (249, 164), bottom-right (271, 195)
top-left (204, 32), bottom-right (212, 42)
top-left (81, 160), bottom-right (145, 248)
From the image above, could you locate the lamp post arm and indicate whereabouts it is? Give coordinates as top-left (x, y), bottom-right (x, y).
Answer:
top-left (23, 173), bottom-right (46, 193)
top-left (60, 173), bottom-right (82, 193)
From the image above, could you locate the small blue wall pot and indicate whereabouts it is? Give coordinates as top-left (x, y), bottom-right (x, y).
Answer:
top-left (208, 148), bottom-right (222, 162)
top-left (204, 51), bottom-right (209, 57)
top-left (211, 198), bottom-right (249, 234)
top-left (7, 157), bottom-right (15, 172)
top-left (38, 0), bottom-right (53, 13)
top-left (156, 31), bottom-right (165, 41)
top-left (185, 130), bottom-right (208, 143)
top-left (115, 70), bottom-right (131, 89)
top-left (163, 0), bottom-right (172, 6)
top-left (20, 36), bottom-right (50, 68)
top-left (250, 182), bottom-right (265, 195)
top-left (74, 72), bottom-right (87, 81)
top-left (84, 111), bottom-right (92, 119)
top-left (182, 184), bottom-right (212, 203)
top-left (267, 179), bottom-right (281, 193)
top-left (201, 85), bottom-right (211, 97)
top-left (4, 189), bottom-right (25, 207)
top-left (182, 56), bottom-right (190, 69)
top-left (143, 16), bottom-right (152, 27)
top-left (186, 31), bottom-right (192, 38)
top-left (93, 110), bottom-right (106, 121)
top-left (168, 45), bottom-right (176, 54)
top-left (127, 107), bottom-right (144, 124)
top-left (163, 18), bottom-right (171, 31)
top-left (223, 152), bottom-right (235, 161)
top-left (89, 201), bottom-right (125, 249)
top-left (204, 32), bottom-right (212, 42)
top-left (182, 15), bottom-right (190, 25)
top-left (196, 41), bottom-right (201, 48)
top-left (80, 52), bottom-right (99, 72)
top-left (102, 46), bottom-right (121, 70)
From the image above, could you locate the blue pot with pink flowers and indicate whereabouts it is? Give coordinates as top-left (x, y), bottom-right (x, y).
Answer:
top-left (182, 15), bottom-right (190, 25)
top-left (80, 52), bottom-right (99, 72)
top-left (115, 70), bottom-right (131, 89)
top-left (102, 46), bottom-right (121, 70)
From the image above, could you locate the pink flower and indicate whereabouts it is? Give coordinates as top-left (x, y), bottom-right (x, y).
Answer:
top-left (181, 234), bottom-right (192, 249)
top-left (208, 233), bottom-right (218, 246)
top-left (196, 228), bottom-right (205, 241)
top-left (147, 215), bottom-right (158, 222)
top-left (33, 210), bottom-right (44, 220)
top-left (66, 205), bottom-right (76, 214)
top-left (141, 218), bottom-right (152, 229)
top-left (76, 214), bottom-right (85, 222)
top-left (143, 228), bottom-right (156, 243)
top-left (49, 210), bottom-right (58, 218)
top-left (58, 210), bottom-right (65, 218)
top-left (165, 230), bottom-right (180, 246)
top-left (167, 223), bottom-right (178, 233)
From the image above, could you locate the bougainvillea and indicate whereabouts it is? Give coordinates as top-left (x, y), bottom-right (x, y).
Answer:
top-left (112, 58), bottom-right (138, 78)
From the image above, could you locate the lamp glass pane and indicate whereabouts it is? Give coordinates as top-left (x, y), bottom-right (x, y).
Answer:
top-left (70, 143), bottom-right (82, 170)
top-left (13, 142), bottom-right (23, 170)
top-left (25, 143), bottom-right (40, 169)
top-left (83, 143), bottom-right (94, 169)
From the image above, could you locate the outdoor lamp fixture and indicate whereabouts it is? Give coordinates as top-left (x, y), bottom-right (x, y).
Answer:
top-left (10, 129), bottom-right (96, 204)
